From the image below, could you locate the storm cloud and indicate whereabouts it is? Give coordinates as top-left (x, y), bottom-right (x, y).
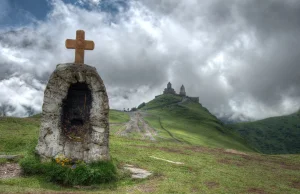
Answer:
top-left (0, 0), bottom-right (300, 120)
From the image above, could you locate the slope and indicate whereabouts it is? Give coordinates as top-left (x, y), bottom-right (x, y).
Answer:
top-left (227, 111), bottom-right (300, 154)
top-left (140, 94), bottom-right (254, 152)
top-left (0, 110), bottom-right (300, 193)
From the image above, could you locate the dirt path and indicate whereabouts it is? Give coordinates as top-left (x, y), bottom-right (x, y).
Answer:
top-left (115, 111), bottom-right (157, 140)
top-left (158, 117), bottom-right (182, 143)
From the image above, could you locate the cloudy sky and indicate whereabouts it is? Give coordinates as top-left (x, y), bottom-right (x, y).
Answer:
top-left (0, 0), bottom-right (300, 120)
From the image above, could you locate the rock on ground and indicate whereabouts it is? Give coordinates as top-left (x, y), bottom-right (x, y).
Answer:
top-left (124, 164), bottom-right (152, 179)
top-left (0, 163), bottom-right (21, 179)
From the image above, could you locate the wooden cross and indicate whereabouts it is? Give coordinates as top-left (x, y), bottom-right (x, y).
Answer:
top-left (65, 30), bottom-right (95, 64)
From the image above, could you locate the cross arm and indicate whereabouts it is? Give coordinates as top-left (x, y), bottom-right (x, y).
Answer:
top-left (65, 39), bottom-right (76, 49)
top-left (85, 40), bottom-right (95, 50)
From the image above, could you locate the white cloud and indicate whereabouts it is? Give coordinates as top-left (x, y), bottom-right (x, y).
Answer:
top-left (0, 74), bottom-right (45, 116)
top-left (76, 0), bottom-right (101, 7)
top-left (1, 0), bottom-right (300, 120)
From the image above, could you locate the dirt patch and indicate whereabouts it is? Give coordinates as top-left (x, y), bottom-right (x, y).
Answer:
top-left (0, 163), bottom-right (21, 179)
top-left (241, 155), bottom-right (264, 162)
top-left (191, 186), bottom-right (200, 193)
top-left (204, 181), bottom-right (219, 189)
top-left (130, 145), bottom-right (188, 155)
top-left (217, 158), bottom-right (245, 167)
top-left (240, 155), bottom-right (300, 171)
top-left (225, 149), bottom-right (248, 156)
top-left (240, 154), bottom-right (300, 170)
top-left (184, 146), bottom-right (217, 154)
top-left (244, 155), bottom-right (300, 171)
top-left (186, 146), bottom-right (249, 157)
top-left (136, 183), bottom-right (157, 193)
top-left (247, 188), bottom-right (267, 194)
top-left (73, 185), bottom-right (98, 189)
top-left (158, 147), bottom-right (188, 155)
top-left (280, 162), bottom-right (300, 171)
top-left (186, 146), bottom-right (258, 161)
top-left (186, 145), bottom-right (300, 172)
top-left (291, 181), bottom-right (300, 189)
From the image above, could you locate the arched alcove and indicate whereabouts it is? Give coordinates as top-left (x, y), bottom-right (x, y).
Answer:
top-left (61, 82), bottom-right (92, 141)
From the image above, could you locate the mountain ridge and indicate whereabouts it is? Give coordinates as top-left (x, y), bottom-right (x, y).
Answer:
top-left (227, 110), bottom-right (300, 154)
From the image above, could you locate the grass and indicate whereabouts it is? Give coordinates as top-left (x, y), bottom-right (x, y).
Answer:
top-left (142, 95), bottom-right (254, 152)
top-left (109, 110), bottom-right (130, 135)
top-left (20, 153), bottom-right (117, 186)
top-left (0, 117), bottom-right (40, 155)
top-left (0, 106), bottom-right (299, 193)
top-left (109, 109), bottom-right (130, 123)
top-left (2, 134), bottom-right (300, 193)
top-left (141, 94), bottom-right (182, 110)
top-left (227, 111), bottom-right (300, 154)
top-left (0, 111), bottom-right (129, 156)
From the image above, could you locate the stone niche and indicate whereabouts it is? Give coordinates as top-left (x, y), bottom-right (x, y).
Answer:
top-left (36, 63), bottom-right (110, 163)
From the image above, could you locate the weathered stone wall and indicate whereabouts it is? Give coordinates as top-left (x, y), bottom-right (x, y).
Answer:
top-left (36, 63), bottom-right (110, 163)
top-left (163, 88), bottom-right (176, 94)
top-left (189, 97), bottom-right (199, 103)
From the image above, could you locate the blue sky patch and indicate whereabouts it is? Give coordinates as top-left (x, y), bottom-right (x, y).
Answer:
top-left (0, 0), bottom-right (129, 28)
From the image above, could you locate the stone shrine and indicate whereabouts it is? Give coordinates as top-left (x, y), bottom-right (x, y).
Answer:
top-left (36, 30), bottom-right (110, 162)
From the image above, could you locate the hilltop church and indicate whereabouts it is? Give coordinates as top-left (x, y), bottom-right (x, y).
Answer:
top-left (158, 82), bottom-right (199, 103)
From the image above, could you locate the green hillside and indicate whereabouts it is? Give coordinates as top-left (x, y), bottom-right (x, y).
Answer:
top-left (141, 94), bottom-right (254, 152)
top-left (227, 111), bottom-right (300, 154)
top-left (0, 109), bottom-right (300, 193)
top-left (0, 110), bottom-right (129, 155)
top-left (0, 117), bottom-right (40, 155)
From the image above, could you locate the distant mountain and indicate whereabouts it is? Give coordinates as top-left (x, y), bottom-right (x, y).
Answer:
top-left (227, 111), bottom-right (300, 154)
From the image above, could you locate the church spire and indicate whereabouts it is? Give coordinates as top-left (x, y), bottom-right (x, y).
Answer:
top-left (179, 85), bottom-right (186, 96)
top-left (167, 82), bottom-right (172, 89)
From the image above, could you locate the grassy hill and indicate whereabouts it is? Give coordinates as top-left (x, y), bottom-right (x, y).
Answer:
top-left (0, 106), bottom-right (300, 193)
top-left (227, 111), bottom-right (300, 154)
top-left (0, 110), bottom-right (127, 156)
top-left (141, 94), bottom-right (254, 152)
top-left (0, 117), bottom-right (40, 155)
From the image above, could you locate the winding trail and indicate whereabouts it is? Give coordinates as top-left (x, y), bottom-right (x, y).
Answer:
top-left (114, 111), bottom-right (157, 141)
top-left (158, 117), bottom-right (182, 143)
